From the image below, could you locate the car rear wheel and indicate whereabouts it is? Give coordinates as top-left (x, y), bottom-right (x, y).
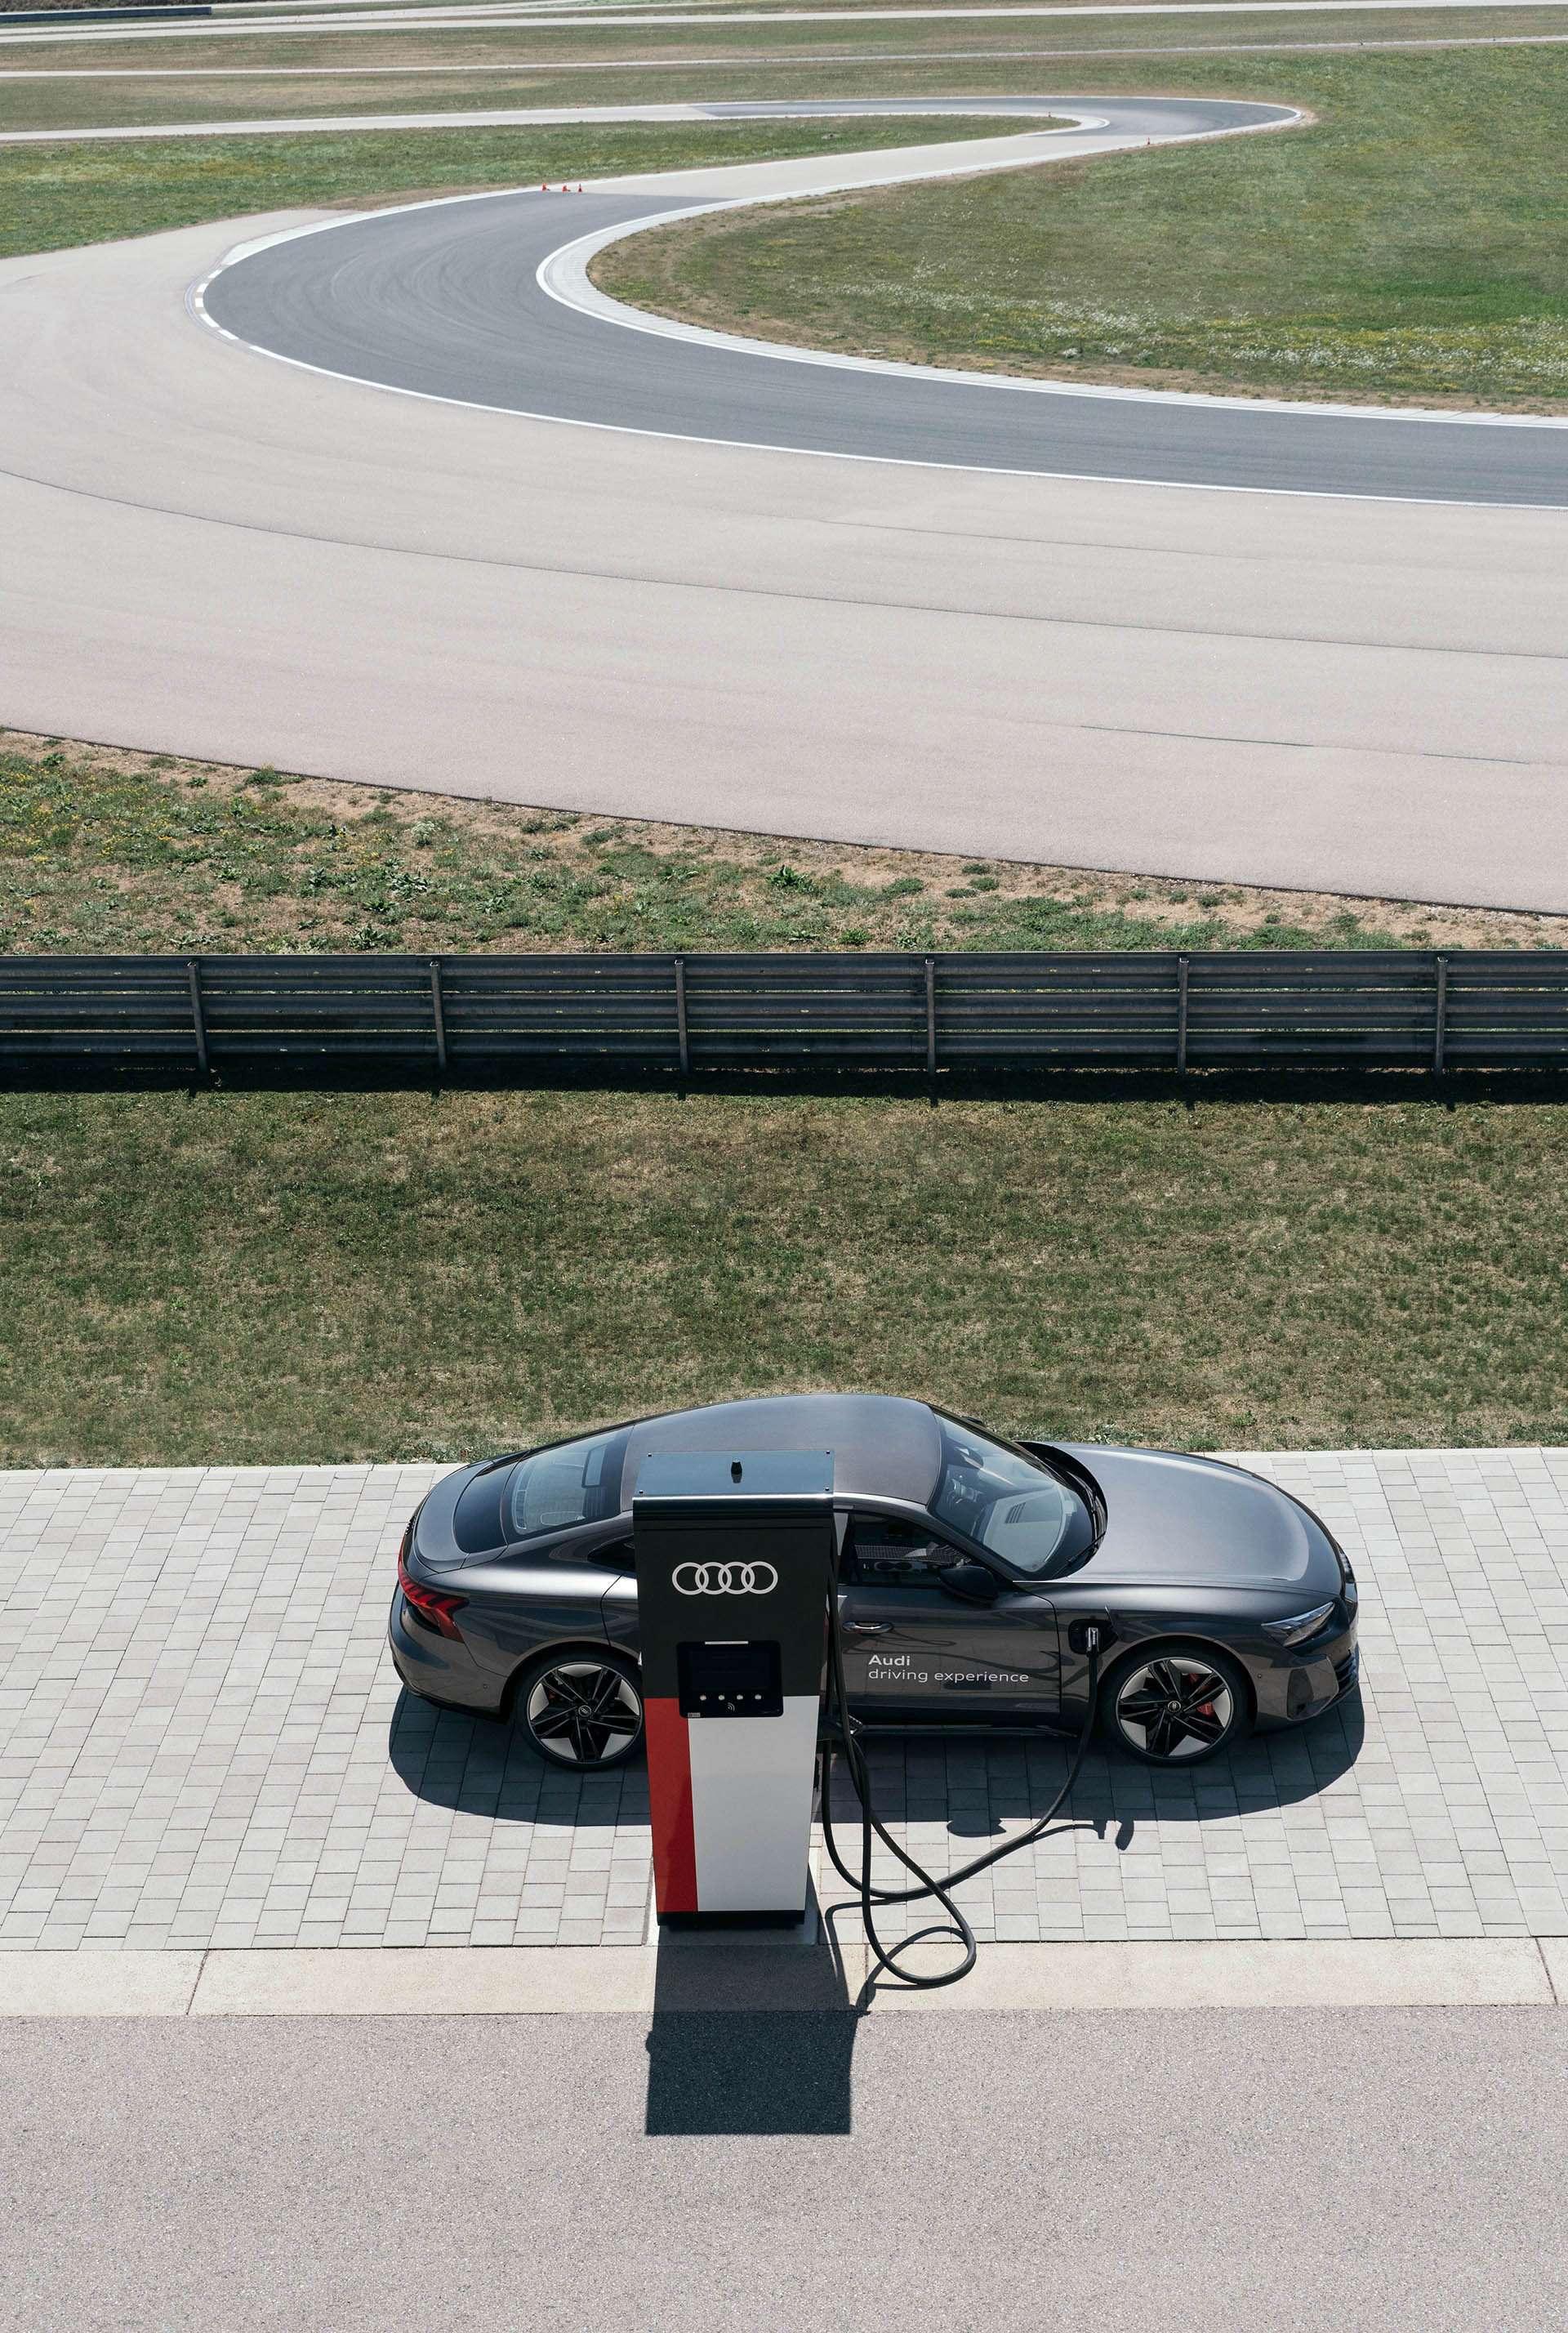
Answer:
top-left (514, 1649), bottom-right (644, 1769)
top-left (1102, 1642), bottom-right (1248, 1766)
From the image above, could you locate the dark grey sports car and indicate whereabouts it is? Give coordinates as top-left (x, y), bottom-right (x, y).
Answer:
top-left (389, 1393), bottom-right (1359, 1772)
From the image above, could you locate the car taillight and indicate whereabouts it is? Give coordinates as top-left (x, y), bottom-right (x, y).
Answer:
top-left (399, 1551), bottom-right (466, 1641)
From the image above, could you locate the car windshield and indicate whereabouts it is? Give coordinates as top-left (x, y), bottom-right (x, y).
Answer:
top-left (506, 1428), bottom-right (630, 1541)
top-left (930, 1421), bottom-right (1094, 1577)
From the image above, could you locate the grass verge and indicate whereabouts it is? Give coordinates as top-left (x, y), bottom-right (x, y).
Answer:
top-left (1, 7), bottom-right (1558, 95)
top-left (593, 47), bottom-right (1568, 409)
top-left (2, 1084), bottom-right (1565, 1464)
top-left (0, 113), bottom-right (1021, 258)
top-left (6, 730), bottom-right (1563, 955)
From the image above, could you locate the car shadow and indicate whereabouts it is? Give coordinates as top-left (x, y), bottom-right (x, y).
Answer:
top-left (389, 1681), bottom-right (1365, 1845)
top-left (387, 1688), bottom-right (648, 1827)
top-left (833, 1688), bottom-right (1366, 1850)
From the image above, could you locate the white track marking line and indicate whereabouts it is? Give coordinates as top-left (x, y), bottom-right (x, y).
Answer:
top-left (534, 143), bottom-right (1568, 433)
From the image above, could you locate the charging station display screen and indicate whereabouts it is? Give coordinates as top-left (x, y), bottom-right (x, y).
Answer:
top-left (677, 1639), bottom-right (783, 1719)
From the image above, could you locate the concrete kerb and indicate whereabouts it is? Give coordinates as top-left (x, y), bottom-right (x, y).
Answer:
top-left (0, 1938), bottom-right (1561, 2017)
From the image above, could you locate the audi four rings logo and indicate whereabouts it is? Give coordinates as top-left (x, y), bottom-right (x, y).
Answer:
top-left (672, 1562), bottom-right (779, 1595)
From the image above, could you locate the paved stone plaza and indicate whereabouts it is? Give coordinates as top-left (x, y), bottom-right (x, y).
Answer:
top-left (2, 1448), bottom-right (1566, 1951)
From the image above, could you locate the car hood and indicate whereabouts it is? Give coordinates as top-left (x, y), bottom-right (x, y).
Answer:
top-left (1058, 1445), bottom-right (1341, 1593)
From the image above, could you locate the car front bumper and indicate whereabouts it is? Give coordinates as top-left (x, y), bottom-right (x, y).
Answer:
top-left (1252, 1617), bottom-right (1360, 1729)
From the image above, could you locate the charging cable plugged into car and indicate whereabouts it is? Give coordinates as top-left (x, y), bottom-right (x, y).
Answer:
top-left (818, 1603), bottom-right (1107, 1990)
top-left (630, 1443), bottom-right (1111, 1992)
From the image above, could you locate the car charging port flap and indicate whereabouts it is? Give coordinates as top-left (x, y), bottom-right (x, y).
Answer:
top-left (398, 1551), bottom-right (467, 1641)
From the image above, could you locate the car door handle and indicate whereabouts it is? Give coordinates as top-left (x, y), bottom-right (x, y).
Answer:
top-left (845, 1622), bottom-right (892, 1634)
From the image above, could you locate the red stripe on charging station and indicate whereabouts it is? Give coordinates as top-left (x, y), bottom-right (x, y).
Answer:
top-left (644, 1697), bottom-right (697, 1914)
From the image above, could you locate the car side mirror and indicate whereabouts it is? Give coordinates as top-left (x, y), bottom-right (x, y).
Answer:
top-left (938, 1561), bottom-right (998, 1606)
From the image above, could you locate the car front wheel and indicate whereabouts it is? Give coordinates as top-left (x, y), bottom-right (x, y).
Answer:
top-left (514, 1648), bottom-right (644, 1770)
top-left (1102, 1642), bottom-right (1249, 1765)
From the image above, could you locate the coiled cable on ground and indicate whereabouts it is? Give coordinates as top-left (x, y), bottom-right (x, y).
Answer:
top-left (818, 1604), bottom-right (1102, 1990)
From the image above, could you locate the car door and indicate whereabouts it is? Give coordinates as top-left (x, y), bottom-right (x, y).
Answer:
top-left (837, 1510), bottom-right (1060, 1722)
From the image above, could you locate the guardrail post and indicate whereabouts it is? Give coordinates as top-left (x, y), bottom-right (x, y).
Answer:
top-left (675, 956), bottom-right (690, 1078)
top-left (186, 957), bottom-right (208, 1078)
top-left (1176, 955), bottom-right (1190, 1077)
top-left (924, 956), bottom-right (938, 1084)
top-left (1432, 952), bottom-right (1448, 1076)
top-left (429, 957), bottom-right (448, 1075)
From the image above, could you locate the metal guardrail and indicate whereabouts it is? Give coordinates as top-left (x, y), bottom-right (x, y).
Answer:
top-left (1, 950), bottom-right (1566, 1077)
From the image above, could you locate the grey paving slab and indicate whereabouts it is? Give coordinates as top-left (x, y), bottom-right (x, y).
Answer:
top-left (0, 1466), bottom-right (650, 1950)
top-left (3, 1452), bottom-right (1568, 1947)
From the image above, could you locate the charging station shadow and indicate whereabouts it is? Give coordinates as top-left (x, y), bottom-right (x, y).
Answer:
top-left (643, 1917), bottom-right (860, 2137)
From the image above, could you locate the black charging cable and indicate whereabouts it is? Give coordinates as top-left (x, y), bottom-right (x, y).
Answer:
top-left (819, 1611), bottom-right (1102, 1991)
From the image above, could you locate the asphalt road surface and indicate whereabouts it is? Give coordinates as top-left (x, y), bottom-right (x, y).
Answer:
top-left (199, 99), bottom-right (1568, 509)
top-left (6, 2007), bottom-right (1568, 2331)
top-left (4, 108), bottom-right (1567, 904)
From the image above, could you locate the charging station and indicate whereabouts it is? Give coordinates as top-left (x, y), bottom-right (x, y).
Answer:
top-left (634, 1448), bottom-right (836, 1925)
top-left (634, 1439), bottom-right (1103, 1980)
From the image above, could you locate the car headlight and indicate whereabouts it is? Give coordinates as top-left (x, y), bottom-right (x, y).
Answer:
top-left (1262, 1600), bottom-right (1337, 1647)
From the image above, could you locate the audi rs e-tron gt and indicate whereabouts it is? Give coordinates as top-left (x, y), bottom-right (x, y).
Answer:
top-left (389, 1393), bottom-right (1360, 1773)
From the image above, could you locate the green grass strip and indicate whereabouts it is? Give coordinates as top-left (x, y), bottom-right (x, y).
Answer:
top-left (595, 48), bottom-right (1568, 407)
top-left (7, 738), bottom-right (1527, 957)
top-left (2, 1086), bottom-right (1564, 1463)
top-left (0, 114), bottom-right (1022, 259)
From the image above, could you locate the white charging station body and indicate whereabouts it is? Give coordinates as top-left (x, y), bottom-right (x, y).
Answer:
top-left (633, 1448), bottom-right (835, 1923)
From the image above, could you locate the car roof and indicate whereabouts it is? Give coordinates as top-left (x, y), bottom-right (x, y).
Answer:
top-left (617, 1393), bottom-right (941, 1510)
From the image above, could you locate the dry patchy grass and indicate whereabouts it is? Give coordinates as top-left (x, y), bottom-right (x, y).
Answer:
top-left (595, 47), bottom-right (1568, 410)
top-left (2, 1084), bottom-right (1565, 1465)
top-left (4, 730), bottom-right (1561, 957)
top-left (0, 113), bottom-right (1019, 258)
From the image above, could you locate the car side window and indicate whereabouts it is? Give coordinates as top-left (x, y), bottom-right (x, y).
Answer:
top-left (575, 1537), bottom-right (635, 1574)
top-left (845, 1512), bottom-right (960, 1586)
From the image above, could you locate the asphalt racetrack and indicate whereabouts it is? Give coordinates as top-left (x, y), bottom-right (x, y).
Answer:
top-left (5, 100), bottom-right (1568, 904)
top-left (200, 98), bottom-right (1568, 508)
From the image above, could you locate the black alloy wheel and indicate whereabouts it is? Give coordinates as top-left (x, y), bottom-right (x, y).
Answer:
top-left (1104, 1642), bottom-right (1248, 1765)
top-left (516, 1650), bottom-right (644, 1769)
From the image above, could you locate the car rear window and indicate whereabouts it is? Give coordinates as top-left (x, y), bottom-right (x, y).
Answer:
top-left (452, 1472), bottom-right (508, 1555)
top-left (506, 1428), bottom-right (631, 1541)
